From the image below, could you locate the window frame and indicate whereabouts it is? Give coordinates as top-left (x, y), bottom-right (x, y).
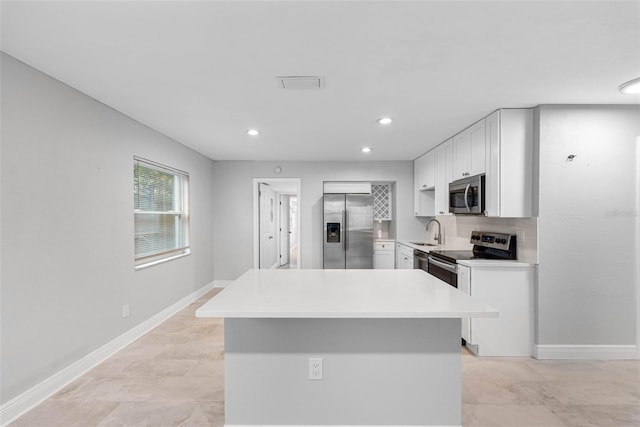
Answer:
top-left (133, 156), bottom-right (190, 270)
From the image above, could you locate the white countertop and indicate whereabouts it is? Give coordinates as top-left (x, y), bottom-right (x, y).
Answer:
top-left (396, 240), bottom-right (444, 252)
top-left (457, 259), bottom-right (537, 268)
top-left (196, 269), bottom-right (498, 319)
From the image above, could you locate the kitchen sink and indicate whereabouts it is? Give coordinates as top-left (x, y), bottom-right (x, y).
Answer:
top-left (409, 242), bottom-right (438, 247)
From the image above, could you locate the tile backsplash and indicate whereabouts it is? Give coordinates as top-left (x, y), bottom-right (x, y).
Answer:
top-left (428, 215), bottom-right (538, 264)
top-left (373, 220), bottom-right (391, 239)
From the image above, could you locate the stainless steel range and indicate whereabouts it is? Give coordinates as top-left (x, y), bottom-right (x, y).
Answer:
top-left (424, 231), bottom-right (517, 288)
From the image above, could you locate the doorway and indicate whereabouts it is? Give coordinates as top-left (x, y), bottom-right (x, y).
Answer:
top-left (253, 178), bottom-right (301, 270)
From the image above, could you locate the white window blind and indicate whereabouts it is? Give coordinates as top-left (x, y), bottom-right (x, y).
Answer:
top-left (134, 157), bottom-right (190, 267)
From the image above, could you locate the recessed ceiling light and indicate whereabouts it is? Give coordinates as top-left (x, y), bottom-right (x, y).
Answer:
top-left (362, 147), bottom-right (372, 153)
top-left (377, 117), bottom-right (393, 125)
top-left (619, 77), bottom-right (640, 94)
top-left (247, 129), bottom-right (260, 136)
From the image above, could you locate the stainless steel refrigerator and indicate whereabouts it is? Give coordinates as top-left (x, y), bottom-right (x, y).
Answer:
top-left (323, 193), bottom-right (373, 269)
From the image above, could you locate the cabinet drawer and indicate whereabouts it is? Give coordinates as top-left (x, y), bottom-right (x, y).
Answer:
top-left (397, 244), bottom-right (414, 258)
top-left (374, 241), bottom-right (395, 251)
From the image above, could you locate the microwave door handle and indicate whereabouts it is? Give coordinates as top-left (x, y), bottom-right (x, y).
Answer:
top-left (464, 183), bottom-right (471, 212)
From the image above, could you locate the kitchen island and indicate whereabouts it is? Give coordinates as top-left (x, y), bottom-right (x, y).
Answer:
top-left (196, 269), bottom-right (497, 426)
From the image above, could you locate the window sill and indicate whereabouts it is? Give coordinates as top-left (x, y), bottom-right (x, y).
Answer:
top-left (134, 250), bottom-right (191, 271)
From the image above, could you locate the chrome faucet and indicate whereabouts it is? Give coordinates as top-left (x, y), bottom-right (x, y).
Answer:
top-left (426, 218), bottom-right (442, 245)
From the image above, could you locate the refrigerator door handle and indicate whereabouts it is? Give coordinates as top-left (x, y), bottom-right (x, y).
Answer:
top-left (342, 210), bottom-right (347, 250)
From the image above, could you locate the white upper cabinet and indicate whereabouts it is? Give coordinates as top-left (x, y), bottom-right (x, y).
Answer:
top-left (484, 109), bottom-right (534, 217)
top-left (413, 151), bottom-right (436, 216)
top-left (452, 119), bottom-right (486, 179)
top-left (414, 108), bottom-right (533, 219)
top-left (414, 151), bottom-right (435, 190)
top-left (434, 139), bottom-right (453, 215)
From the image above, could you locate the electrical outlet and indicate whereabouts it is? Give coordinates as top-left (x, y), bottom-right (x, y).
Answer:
top-left (309, 358), bottom-right (323, 380)
top-left (122, 304), bottom-right (130, 318)
top-left (516, 230), bottom-right (525, 243)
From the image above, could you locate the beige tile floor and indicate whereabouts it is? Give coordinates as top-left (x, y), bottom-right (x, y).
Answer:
top-left (10, 289), bottom-right (640, 426)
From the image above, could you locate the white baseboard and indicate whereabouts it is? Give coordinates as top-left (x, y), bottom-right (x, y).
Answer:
top-left (213, 279), bottom-right (233, 288)
top-left (534, 344), bottom-right (638, 360)
top-left (0, 281), bottom-right (216, 426)
top-left (225, 425), bottom-right (446, 427)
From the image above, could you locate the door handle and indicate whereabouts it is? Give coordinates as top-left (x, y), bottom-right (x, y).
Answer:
top-left (341, 210), bottom-right (346, 250)
top-left (464, 183), bottom-right (471, 212)
top-left (344, 210), bottom-right (349, 251)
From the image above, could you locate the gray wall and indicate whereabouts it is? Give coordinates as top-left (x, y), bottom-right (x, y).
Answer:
top-left (0, 54), bottom-right (216, 403)
top-left (212, 161), bottom-right (426, 279)
top-left (536, 105), bottom-right (640, 346)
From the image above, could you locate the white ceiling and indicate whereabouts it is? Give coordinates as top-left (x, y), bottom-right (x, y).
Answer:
top-left (2, 1), bottom-right (639, 161)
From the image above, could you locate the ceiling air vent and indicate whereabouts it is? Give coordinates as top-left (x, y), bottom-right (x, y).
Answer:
top-left (276, 76), bottom-right (325, 90)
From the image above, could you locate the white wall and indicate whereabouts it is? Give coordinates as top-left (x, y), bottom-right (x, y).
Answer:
top-left (0, 54), bottom-right (216, 403)
top-left (212, 161), bottom-right (426, 279)
top-left (536, 105), bottom-right (639, 347)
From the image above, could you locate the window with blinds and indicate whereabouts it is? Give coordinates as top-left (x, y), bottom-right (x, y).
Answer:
top-left (134, 157), bottom-right (190, 268)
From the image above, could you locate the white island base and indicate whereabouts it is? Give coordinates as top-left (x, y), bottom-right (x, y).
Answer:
top-left (225, 317), bottom-right (461, 426)
top-left (197, 269), bottom-right (497, 427)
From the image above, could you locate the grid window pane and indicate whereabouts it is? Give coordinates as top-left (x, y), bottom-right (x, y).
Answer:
top-left (134, 158), bottom-right (189, 265)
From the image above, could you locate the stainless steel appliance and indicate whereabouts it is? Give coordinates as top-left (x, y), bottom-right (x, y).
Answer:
top-left (413, 249), bottom-right (429, 271)
top-left (422, 231), bottom-right (517, 288)
top-left (323, 193), bottom-right (373, 269)
top-left (449, 174), bottom-right (486, 215)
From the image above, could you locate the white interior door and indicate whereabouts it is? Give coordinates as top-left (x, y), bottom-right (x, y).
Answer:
top-left (253, 178), bottom-right (301, 270)
top-left (279, 195), bottom-right (290, 265)
top-left (259, 183), bottom-right (277, 269)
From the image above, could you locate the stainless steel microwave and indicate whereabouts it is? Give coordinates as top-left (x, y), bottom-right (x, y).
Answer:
top-left (449, 174), bottom-right (486, 215)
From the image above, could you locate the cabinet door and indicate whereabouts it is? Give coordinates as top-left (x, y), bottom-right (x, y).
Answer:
top-left (414, 152), bottom-right (434, 190)
top-left (414, 154), bottom-right (435, 217)
top-left (424, 151), bottom-right (435, 189)
top-left (458, 265), bottom-right (471, 342)
top-left (453, 120), bottom-right (486, 179)
top-left (434, 139), bottom-right (453, 215)
top-left (401, 255), bottom-right (414, 269)
top-left (414, 155), bottom-right (426, 216)
top-left (452, 132), bottom-right (470, 179)
top-left (395, 244), bottom-right (414, 269)
top-left (468, 119), bottom-right (486, 176)
top-left (485, 111), bottom-right (500, 216)
top-left (374, 251), bottom-right (395, 269)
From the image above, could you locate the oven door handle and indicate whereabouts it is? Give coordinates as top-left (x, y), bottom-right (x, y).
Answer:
top-left (463, 183), bottom-right (471, 212)
top-left (428, 256), bottom-right (458, 274)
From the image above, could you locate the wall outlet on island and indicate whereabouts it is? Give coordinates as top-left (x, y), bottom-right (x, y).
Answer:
top-left (309, 357), bottom-right (323, 380)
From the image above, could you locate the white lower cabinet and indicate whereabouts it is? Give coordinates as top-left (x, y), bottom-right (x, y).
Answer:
top-left (373, 241), bottom-right (395, 269)
top-left (458, 263), bottom-right (535, 356)
top-left (457, 265), bottom-right (472, 342)
top-left (395, 243), bottom-right (414, 269)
